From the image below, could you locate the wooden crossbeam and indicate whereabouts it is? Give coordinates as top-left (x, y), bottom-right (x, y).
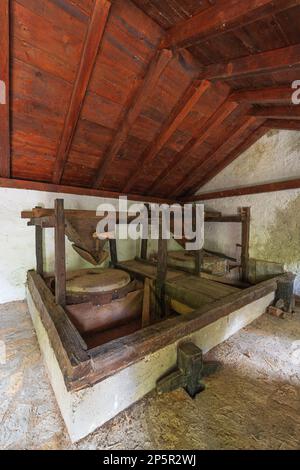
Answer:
top-left (123, 80), bottom-right (212, 193)
top-left (148, 96), bottom-right (235, 195)
top-left (160, 0), bottom-right (300, 50)
top-left (251, 105), bottom-right (300, 120)
top-left (0, 0), bottom-right (10, 178)
top-left (93, 49), bottom-right (173, 189)
top-left (265, 119), bottom-right (300, 131)
top-left (202, 44), bottom-right (300, 81)
top-left (177, 116), bottom-right (263, 197)
top-left (193, 124), bottom-right (269, 193)
top-left (52, 0), bottom-right (111, 184)
top-left (230, 86), bottom-right (293, 104)
top-left (184, 178), bottom-right (300, 201)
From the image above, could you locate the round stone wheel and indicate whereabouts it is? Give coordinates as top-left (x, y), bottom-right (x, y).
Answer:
top-left (66, 268), bottom-right (131, 294)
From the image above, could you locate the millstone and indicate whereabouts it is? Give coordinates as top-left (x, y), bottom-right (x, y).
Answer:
top-left (66, 268), bottom-right (131, 294)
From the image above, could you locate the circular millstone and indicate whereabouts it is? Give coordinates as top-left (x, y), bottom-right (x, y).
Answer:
top-left (66, 269), bottom-right (131, 294)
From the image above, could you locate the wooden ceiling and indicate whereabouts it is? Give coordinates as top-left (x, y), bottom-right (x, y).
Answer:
top-left (1, 0), bottom-right (300, 202)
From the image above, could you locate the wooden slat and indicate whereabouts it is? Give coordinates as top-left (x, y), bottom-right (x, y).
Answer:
top-left (148, 97), bottom-right (236, 195)
top-left (52, 0), bottom-right (111, 184)
top-left (0, 0), bottom-right (10, 177)
top-left (123, 80), bottom-right (212, 193)
top-left (202, 44), bottom-right (300, 81)
top-left (185, 178), bottom-right (300, 201)
top-left (230, 86), bottom-right (293, 104)
top-left (265, 119), bottom-right (300, 131)
top-left (251, 105), bottom-right (300, 120)
top-left (54, 199), bottom-right (66, 307)
top-left (241, 207), bottom-right (251, 283)
top-left (191, 124), bottom-right (269, 193)
top-left (93, 49), bottom-right (173, 189)
top-left (160, 0), bottom-right (300, 50)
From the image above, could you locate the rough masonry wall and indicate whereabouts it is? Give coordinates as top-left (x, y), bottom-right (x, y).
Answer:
top-left (199, 130), bottom-right (300, 293)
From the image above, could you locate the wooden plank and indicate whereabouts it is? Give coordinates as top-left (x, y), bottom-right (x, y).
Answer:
top-left (185, 178), bottom-right (300, 201)
top-left (160, 0), bottom-right (300, 50)
top-left (265, 119), bottom-right (300, 131)
top-left (93, 49), bottom-right (173, 189)
top-left (195, 249), bottom-right (204, 276)
top-left (35, 225), bottom-right (43, 276)
top-left (141, 238), bottom-right (148, 260)
top-left (155, 233), bottom-right (168, 318)
top-left (55, 199), bottom-right (66, 306)
top-left (251, 106), bottom-right (300, 120)
top-left (0, 0), bottom-right (10, 177)
top-left (202, 43), bottom-right (300, 80)
top-left (109, 238), bottom-right (118, 266)
top-left (230, 86), bottom-right (293, 104)
top-left (0, 177), bottom-right (176, 204)
top-left (142, 278), bottom-right (151, 328)
top-left (52, 0), bottom-right (111, 184)
top-left (123, 80), bottom-right (212, 192)
top-left (241, 207), bottom-right (251, 283)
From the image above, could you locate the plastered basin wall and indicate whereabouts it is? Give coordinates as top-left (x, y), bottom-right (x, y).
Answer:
top-left (27, 286), bottom-right (274, 442)
top-left (197, 130), bottom-right (300, 293)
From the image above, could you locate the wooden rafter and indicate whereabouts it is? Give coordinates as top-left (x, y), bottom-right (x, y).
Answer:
top-left (176, 116), bottom-right (264, 197)
top-left (160, 0), bottom-right (300, 50)
top-left (192, 124), bottom-right (269, 193)
top-left (93, 49), bottom-right (173, 189)
top-left (123, 79), bottom-right (212, 193)
top-left (0, 0), bottom-right (10, 178)
top-left (148, 95), bottom-right (236, 195)
top-left (251, 106), bottom-right (300, 120)
top-left (265, 119), bottom-right (300, 131)
top-left (230, 86), bottom-right (293, 105)
top-left (202, 43), bottom-right (300, 81)
top-left (184, 178), bottom-right (300, 201)
top-left (52, 0), bottom-right (111, 184)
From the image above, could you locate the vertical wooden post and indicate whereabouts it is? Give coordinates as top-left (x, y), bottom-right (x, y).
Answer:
top-left (155, 214), bottom-right (168, 318)
top-left (55, 199), bottom-right (66, 306)
top-left (241, 207), bottom-right (250, 283)
top-left (0, 0), bottom-right (10, 177)
top-left (195, 249), bottom-right (204, 276)
top-left (109, 238), bottom-right (118, 266)
top-left (141, 203), bottom-right (149, 260)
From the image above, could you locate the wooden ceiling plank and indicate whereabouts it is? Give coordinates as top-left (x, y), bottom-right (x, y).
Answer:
top-left (175, 116), bottom-right (264, 197)
top-left (0, 0), bottom-right (10, 178)
top-left (122, 79), bottom-right (213, 193)
top-left (93, 48), bottom-right (173, 189)
top-left (160, 0), bottom-right (300, 50)
top-left (52, 0), bottom-right (111, 184)
top-left (265, 119), bottom-right (300, 130)
top-left (192, 125), bottom-right (269, 194)
top-left (184, 178), bottom-right (300, 201)
top-left (230, 86), bottom-right (293, 104)
top-left (251, 105), bottom-right (300, 119)
top-left (202, 43), bottom-right (300, 81)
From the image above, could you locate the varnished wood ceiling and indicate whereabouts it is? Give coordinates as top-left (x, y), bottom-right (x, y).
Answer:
top-left (1, 0), bottom-right (300, 202)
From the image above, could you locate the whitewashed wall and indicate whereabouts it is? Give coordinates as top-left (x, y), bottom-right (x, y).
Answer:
top-left (198, 130), bottom-right (300, 293)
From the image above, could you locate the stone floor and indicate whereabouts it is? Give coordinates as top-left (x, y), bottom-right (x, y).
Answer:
top-left (0, 300), bottom-right (299, 450)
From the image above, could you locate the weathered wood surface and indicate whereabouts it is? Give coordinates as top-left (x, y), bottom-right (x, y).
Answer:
top-left (0, 0), bottom-right (10, 177)
top-left (54, 200), bottom-right (66, 306)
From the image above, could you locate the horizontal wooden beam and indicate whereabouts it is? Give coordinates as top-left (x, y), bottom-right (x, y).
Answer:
top-left (93, 49), bottom-right (173, 189)
top-left (0, 0), bottom-right (10, 178)
top-left (123, 80), bottom-right (212, 193)
top-left (160, 0), bottom-right (300, 50)
top-left (230, 86), bottom-right (293, 104)
top-left (0, 177), bottom-right (177, 204)
top-left (251, 105), bottom-right (300, 120)
top-left (52, 0), bottom-right (111, 184)
top-left (184, 178), bottom-right (300, 201)
top-left (202, 43), bottom-right (300, 81)
top-left (265, 119), bottom-right (300, 131)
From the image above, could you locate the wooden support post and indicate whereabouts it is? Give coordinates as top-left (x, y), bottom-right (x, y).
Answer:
top-left (141, 238), bottom-right (148, 260)
top-left (195, 249), bottom-right (204, 276)
top-left (241, 207), bottom-right (250, 283)
top-left (54, 199), bottom-right (66, 307)
top-left (35, 206), bottom-right (43, 276)
top-left (155, 217), bottom-right (168, 318)
top-left (141, 203), bottom-right (149, 260)
top-left (109, 238), bottom-right (118, 266)
top-left (142, 278), bottom-right (151, 328)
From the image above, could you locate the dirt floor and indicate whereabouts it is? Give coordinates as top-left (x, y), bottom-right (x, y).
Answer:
top-left (0, 300), bottom-right (299, 450)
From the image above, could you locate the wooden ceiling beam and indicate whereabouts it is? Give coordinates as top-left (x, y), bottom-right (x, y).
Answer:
top-left (93, 49), bottom-right (173, 189)
top-left (176, 116), bottom-right (264, 197)
top-left (0, 177), bottom-right (176, 205)
top-left (192, 125), bottom-right (269, 194)
top-left (122, 79), bottom-right (213, 193)
top-left (230, 86), bottom-right (293, 105)
top-left (160, 0), bottom-right (300, 50)
top-left (148, 96), bottom-right (236, 196)
top-left (264, 119), bottom-right (300, 131)
top-left (52, 0), bottom-right (111, 184)
top-left (202, 44), bottom-right (300, 81)
top-left (183, 178), bottom-right (300, 201)
top-left (251, 105), bottom-right (300, 120)
top-left (0, 0), bottom-right (10, 178)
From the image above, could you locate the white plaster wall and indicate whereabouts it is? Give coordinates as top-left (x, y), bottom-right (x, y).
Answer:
top-left (197, 130), bottom-right (300, 293)
top-left (0, 188), bottom-right (139, 304)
